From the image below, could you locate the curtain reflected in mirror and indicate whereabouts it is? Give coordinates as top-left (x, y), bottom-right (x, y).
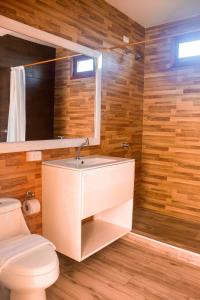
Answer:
top-left (0, 30), bottom-right (96, 143)
top-left (7, 66), bottom-right (26, 142)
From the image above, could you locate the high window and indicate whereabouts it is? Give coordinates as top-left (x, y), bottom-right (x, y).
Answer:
top-left (176, 33), bottom-right (200, 64)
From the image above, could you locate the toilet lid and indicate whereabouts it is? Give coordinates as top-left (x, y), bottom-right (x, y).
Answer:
top-left (4, 244), bottom-right (58, 276)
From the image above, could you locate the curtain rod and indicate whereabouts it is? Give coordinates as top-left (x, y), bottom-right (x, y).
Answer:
top-left (13, 27), bottom-right (200, 68)
top-left (101, 27), bottom-right (200, 51)
top-left (21, 53), bottom-right (81, 68)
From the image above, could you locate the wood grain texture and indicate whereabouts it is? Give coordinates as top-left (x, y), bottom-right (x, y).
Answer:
top-left (54, 48), bottom-right (95, 138)
top-left (133, 207), bottom-right (200, 254)
top-left (141, 15), bottom-right (200, 222)
top-left (47, 237), bottom-right (200, 300)
top-left (0, 0), bottom-right (144, 233)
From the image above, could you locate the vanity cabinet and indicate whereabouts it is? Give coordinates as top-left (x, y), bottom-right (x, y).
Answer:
top-left (42, 156), bottom-right (135, 261)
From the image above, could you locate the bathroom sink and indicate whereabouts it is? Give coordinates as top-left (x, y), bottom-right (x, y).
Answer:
top-left (43, 155), bottom-right (131, 170)
top-left (65, 157), bottom-right (116, 168)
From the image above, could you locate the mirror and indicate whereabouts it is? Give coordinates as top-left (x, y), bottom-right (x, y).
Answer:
top-left (0, 29), bottom-right (97, 142)
top-left (0, 16), bottom-right (102, 153)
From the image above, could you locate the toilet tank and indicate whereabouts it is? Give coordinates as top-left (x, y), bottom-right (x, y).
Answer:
top-left (0, 198), bottom-right (30, 241)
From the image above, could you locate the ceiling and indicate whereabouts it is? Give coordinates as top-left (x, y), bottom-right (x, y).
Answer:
top-left (106, 0), bottom-right (200, 28)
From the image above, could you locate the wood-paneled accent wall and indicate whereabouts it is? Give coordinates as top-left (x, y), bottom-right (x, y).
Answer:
top-left (0, 0), bottom-right (144, 233)
top-left (54, 48), bottom-right (95, 138)
top-left (141, 16), bottom-right (200, 222)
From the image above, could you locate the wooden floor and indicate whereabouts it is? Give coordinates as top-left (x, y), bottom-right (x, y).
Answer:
top-left (47, 236), bottom-right (200, 300)
top-left (133, 208), bottom-right (200, 253)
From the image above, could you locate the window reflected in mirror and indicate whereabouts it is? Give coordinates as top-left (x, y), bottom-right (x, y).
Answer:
top-left (0, 28), bottom-right (96, 142)
top-left (72, 55), bottom-right (95, 79)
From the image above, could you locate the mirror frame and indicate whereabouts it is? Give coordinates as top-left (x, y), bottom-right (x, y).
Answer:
top-left (0, 15), bottom-right (102, 153)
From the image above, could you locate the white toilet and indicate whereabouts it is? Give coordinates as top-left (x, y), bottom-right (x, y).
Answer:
top-left (0, 198), bottom-right (59, 300)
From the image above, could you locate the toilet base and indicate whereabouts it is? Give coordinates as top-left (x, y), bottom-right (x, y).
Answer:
top-left (0, 283), bottom-right (10, 300)
top-left (10, 289), bottom-right (46, 300)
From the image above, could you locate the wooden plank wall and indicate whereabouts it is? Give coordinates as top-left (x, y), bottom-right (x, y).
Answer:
top-left (54, 48), bottom-right (95, 138)
top-left (0, 0), bottom-right (144, 233)
top-left (141, 16), bottom-right (200, 222)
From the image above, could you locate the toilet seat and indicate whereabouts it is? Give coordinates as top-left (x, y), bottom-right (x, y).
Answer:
top-left (1, 244), bottom-right (59, 291)
top-left (4, 244), bottom-right (58, 276)
top-left (0, 198), bottom-right (59, 299)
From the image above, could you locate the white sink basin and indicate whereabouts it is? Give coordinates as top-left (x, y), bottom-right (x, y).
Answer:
top-left (43, 155), bottom-right (130, 170)
top-left (66, 157), bottom-right (116, 168)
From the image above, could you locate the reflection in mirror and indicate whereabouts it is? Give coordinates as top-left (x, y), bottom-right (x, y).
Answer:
top-left (0, 28), bottom-right (96, 142)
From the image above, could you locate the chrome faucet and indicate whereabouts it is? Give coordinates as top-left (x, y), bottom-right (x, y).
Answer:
top-left (76, 138), bottom-right (89, 160)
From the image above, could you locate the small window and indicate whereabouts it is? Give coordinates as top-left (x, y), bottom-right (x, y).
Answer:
top-left (178, 40), bottom-right (200, 59)
top-left (72, 55), bottom-right (95, 79)
top-left (176, 33), bottom-right (200, 65)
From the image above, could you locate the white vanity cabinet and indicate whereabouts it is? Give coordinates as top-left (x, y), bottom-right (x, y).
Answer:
top-left (42, 156), bottom-right (135, 261)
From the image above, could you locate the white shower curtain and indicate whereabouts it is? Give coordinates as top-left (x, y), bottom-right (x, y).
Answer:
top-left (7, 66), bottom-right (26, 142)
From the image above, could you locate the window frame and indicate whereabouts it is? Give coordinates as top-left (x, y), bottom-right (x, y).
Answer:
top-left (72, 55), bottom-right (95, 79)
top-left (175, 32), bottom-right (200, 66)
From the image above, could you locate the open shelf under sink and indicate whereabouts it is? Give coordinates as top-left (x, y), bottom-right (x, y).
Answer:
top-left (81, 219), bottom-right (130, 260)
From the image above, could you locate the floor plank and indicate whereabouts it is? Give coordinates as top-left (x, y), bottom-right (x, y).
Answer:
top-left (47, 237), bottom-right (200, 300)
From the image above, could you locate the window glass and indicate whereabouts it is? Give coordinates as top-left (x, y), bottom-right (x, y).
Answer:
top-left (77, 59), bottom-right (94, 73)
top-left (178, 40), bottom-right (200, 59)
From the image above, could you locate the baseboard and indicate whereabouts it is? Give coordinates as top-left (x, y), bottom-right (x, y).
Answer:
top-left (123, 232), bottom-right (200, 268)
